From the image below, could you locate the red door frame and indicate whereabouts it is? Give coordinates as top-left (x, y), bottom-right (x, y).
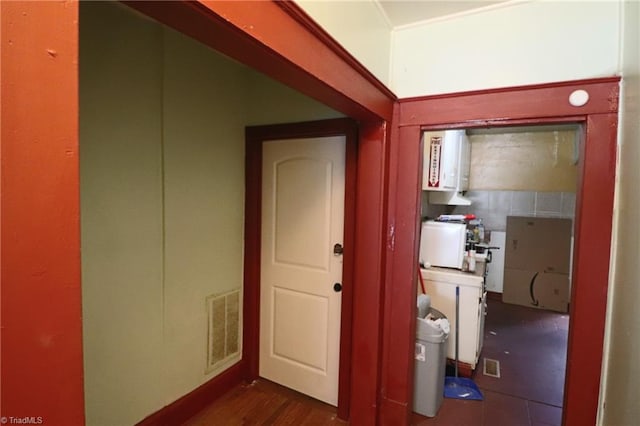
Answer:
top-left (1, 2), bottom-right (86, 425)
top-left (383, 77), bottom-right (619, 425)
top-left (243, 118), bottom-right (358, 420)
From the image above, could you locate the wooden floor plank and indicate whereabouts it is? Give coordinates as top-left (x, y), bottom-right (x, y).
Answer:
top-left (183, 379), bottom-right (346, 425)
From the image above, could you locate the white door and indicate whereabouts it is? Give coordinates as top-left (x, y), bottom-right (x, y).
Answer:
top-left (259, 136), bottom-right (345, 406)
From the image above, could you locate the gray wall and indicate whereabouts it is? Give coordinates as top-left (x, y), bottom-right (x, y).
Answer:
top-left (452, 190), bottom-right (576, 232)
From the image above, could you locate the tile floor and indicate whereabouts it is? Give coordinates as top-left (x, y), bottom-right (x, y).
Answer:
top-left (412, 298), bottom-right (569, 425)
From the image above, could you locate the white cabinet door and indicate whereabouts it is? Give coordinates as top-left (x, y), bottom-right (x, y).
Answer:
top-left (423, 275), bottom-right (483, 369)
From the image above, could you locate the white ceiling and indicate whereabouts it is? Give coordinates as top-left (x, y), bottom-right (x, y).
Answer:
top-left (378, 0), bottom-right (506, 27)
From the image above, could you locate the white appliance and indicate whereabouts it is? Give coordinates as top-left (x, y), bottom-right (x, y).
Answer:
top-left (422, 129), bottom-right (471, 205)
top-left (419, 220), bottom-right (466, 269)
top-left (420, 267), bottom-right (486, 370)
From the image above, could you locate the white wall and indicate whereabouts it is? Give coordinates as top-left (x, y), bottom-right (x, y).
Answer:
top-left (296, 0), bottom-right (392, 85)
top-left (80, 3), bottom-right (341, 425)
top-left (390, 1), bottom-right (621, 97)
top-left (599, 1), bottom-right (640, 425)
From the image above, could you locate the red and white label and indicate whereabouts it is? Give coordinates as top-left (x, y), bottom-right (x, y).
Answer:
top-left (428, 136), bottom-right (442, 188)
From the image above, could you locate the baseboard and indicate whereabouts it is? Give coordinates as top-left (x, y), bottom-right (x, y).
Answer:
top-left (487, 291), bottom-right (502, 301)
top-left (136, 360), bottom-right (246, 426)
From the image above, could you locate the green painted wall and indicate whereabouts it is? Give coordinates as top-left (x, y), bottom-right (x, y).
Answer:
top-left (80, 3), bottom-right (166, 424)
top-left (80, 2), bottom-right (341, 425)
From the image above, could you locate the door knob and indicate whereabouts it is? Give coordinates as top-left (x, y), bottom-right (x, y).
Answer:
top-left (333, 243), bottom-right (344, 256)
top-left (333, 283), bottom-right (342, 292)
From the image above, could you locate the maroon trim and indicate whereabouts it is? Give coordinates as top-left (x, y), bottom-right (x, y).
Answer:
top-left (401, 76), bottom-right (620, 103)
top-left (338, 123), bottom-right (358, 421)
top-left (384, 77), bottom-right (619, 426)
top-left (398, 77), bottom-right (620, 127)
top-left (136, 361), bottom-right (245, 426)
top-left (380, 122), bottom-right (422, 424)
top-left (420, 115), bottom-right (588, 132)
top-left (121, 1), bottom-right (395, 122)
top-left (244, 130), bottom-right (263, 382)
top-left (243, 118), bottom-right (358, 421)
top-left (348, 120), bottom-right (390, 425)
top-left (563, 112), bottom-right (617, 426)
top-left (275, 1), bottom-right (396, 102)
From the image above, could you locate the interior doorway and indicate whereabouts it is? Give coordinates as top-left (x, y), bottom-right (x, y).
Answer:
top-left (416, 123), bottom-right (578, 422)
top-left (386, 78), bottom-right (619, 426)
top-left (259, 135), bottom-right (345, 405)
top-left (244, 118), bottom-right (358, 420)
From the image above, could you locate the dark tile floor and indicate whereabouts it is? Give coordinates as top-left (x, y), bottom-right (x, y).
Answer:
top-left (412, 298), bottom-right (569, 426)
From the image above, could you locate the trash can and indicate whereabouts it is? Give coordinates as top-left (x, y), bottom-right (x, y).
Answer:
top-left (414, 295), bottom-right (450, 417)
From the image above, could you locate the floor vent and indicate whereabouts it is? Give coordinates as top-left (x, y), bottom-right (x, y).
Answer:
top-left (206, 290), bottom-right (240, 372)
top-left (483, 358), bottom-right (501, 378)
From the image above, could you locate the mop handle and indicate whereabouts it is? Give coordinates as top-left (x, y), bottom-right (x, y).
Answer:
top-left (455, 285), bottom-right (460, 378)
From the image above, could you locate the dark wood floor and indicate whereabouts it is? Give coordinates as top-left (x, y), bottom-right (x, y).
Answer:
top-left (183, 379), bottom-right (346, 425)
top-left (183, 299), bottom-right (567, 425)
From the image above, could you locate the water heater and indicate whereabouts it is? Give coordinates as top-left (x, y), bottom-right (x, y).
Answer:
top-left (422, 129), bottom-right (471, 205)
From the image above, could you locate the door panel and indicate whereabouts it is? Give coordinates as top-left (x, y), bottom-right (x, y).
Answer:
top-left (260, 136), bottom-right (345, 406)
top-left (273, 287), bottom-right (328, 371)
top-left (273, 158), bottom-right (330, 270)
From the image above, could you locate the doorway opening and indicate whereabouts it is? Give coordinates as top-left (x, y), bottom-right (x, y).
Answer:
top-left (385, 79), bottom-right (617, 425)
top-left (416, 123), bottom-right (579, 423)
